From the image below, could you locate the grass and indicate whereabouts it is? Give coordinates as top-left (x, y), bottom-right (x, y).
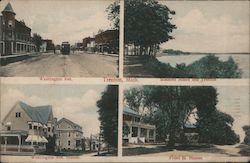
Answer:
top-left (123, 146), bottom-right (173, 156)
top-left (122, 144), bottom-right (215, 156)
top-left (43, 149), bottom-right (95, 156)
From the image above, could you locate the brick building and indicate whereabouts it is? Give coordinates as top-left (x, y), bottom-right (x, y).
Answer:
top-left (0, 3), bottom-right (36, 56)
top-left (95, 29), bottom-right (119, 54)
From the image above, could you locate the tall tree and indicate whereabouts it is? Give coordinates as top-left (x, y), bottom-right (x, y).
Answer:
top-left (125, 0), bottom-right (176, 56)
top-left (107, 0), bottom-right (176, 56)
top-left (97, 85), bottom-right (118, 150)
top-left (32, 33), bottom-right (42, 52)
top-left (106, 1), bottom-right (120, 29)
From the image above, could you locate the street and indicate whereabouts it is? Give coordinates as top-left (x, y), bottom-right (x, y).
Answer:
top-left (0, 52), bottom-right (118, 77)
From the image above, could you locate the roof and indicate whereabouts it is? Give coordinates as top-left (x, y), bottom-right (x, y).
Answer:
top-left (19, 101), bottom-right (52, 124)
top-left (123, 105), bottom-right (140, 117)
top-left (57, 117), bottom-right (82, 129)
top-left (2, 2), bottom-right (16, 15)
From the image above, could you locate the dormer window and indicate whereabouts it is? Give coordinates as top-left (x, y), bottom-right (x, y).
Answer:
top-left (29, 124), bottom-right (32, 129)
top-left (7, 126), bottom-right (11, 131)
top-left (15, 112), bottom-right (21, 118)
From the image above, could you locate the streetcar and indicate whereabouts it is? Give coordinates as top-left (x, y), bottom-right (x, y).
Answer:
top-left (61, 42), bottom-right (70, 55)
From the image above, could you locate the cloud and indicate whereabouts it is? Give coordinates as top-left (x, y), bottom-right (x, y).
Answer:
top-left (1, 87), bottom-right (102, 137)
top-left (162, 9), bottom-right (249, 53)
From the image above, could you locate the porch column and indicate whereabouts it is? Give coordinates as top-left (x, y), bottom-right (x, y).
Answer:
top-left (4, 136), bottom-right (7, 152)
top-left (11, 42), bottom-right (13, 54)
top-left (129, 126), bottom-right (132, 138)
top-left (146, 129), bottom-right (150, 142)
top-left (137, 127), bottom-right (141, 138)
top-left (153, 129), bottom-right (156, 142)
top-left (18, 135), bottom-right (21, 152)
top-left (3, 42), bottom-right (5, 55)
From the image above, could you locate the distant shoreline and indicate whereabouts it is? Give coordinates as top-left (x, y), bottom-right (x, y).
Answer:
top-left (157, 52), bottom-right (250, 57)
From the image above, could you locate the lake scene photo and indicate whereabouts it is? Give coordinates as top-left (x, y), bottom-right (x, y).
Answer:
top-left (123, 0), bottom-right (249, 78)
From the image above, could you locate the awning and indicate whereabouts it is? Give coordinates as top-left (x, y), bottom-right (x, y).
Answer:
top-left (25, 135), bottom-right (39, 143)
top-left (41, 136), bottom-right (48, 143)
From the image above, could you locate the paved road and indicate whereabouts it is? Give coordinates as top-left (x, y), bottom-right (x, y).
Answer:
top-left (0, 52), bottom-right (118, 77)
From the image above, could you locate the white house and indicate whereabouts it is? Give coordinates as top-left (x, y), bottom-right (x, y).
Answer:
top-left (0, 101), bottom-right (56, 155)
top-left (56, 118), bottom-right (84, 151)
top-left (123, 106), bottom-right (156, 144)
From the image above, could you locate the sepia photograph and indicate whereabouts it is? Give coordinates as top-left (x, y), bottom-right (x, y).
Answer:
top-left (123, 0), bottom-right (250, 78)
top-left (0, 0), bottom-right (119, 77)
top-left (123, 85), bottom-right (250, 157)
top-left (0, 84), bottom-right (118, 159)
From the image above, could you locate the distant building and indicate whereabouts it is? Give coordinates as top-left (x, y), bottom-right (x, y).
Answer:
top-left (89, 133), bottom-right (107, 151)
top-left (40, 39), bottom-right (55, 53)
top-left (123, 106), bottom-right (156, 144)
top-left (82, 37), bottom-right (95, 52)
top-left (0, 3), bottom-right (36, 56)
top-left (56, 118), bottom-right (84, 151)
top-left (0, 101), bottom-right (56, 155)
top-left (95, 29), bottom-right (119, 54)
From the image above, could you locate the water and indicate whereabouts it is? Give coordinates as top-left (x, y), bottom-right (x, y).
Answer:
top-left (157, 54), bottom-right (250, 78)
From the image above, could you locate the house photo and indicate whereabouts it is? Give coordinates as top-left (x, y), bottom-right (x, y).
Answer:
top-left (0, 84), bottom-right (118, 158)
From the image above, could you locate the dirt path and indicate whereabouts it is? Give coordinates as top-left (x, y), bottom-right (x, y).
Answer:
top-left (0, 52), bottom-right (118, 77)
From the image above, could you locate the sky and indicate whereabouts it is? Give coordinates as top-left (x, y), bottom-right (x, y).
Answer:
top-left (0, 0), bottom-right (115, 45)
top-left (124, 85), bottom-right (250, 142)
top-left (0, 84), bottom-right (109, 137)
top-left (159, 1), bottom-right (250, 53)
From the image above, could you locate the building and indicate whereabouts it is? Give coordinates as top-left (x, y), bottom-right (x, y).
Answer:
top-left (123, 106), bottom-right (156, 144)
top-left (56, 118), bottom-right (84, 151)
top-left (40, 39), bottom-right (55, 53)
top-left (82, 37), bottom-right (95, 52)
top-left (0, 101), bottom-right (56, 155)
top-left (94, 29), bottom-right (119, 54)
top-left (0, 3), bottom-right (36, 56)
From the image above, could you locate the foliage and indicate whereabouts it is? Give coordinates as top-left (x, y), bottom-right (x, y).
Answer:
top-left (97, 85), bottom-right (118, 149)
top-left (106, 1), bottom-right (120, 29)
top-left (46, 135), bottom-right (56, 153)
top-left (122, 0), bottom-right (176, 56)
top-left (123, 122), bottom-right (130, 137)
top-left (242, 125), bottom-right (250, 145)
top-left (162, 49), bottom-right (190, 55)
top-left (186, 55), bottom-right (242, 78)
top-left (32, 33), bottom-right (43, 52)
top-left (140, 55), bottom-right (242, 78)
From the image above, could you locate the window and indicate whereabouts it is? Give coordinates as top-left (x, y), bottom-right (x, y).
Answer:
top-left (58, 141), bottom-right (60, 146)
top-left (68, 141), bottom-right (70, 146)
top-left (7, 126), bottom-right (11, 131)
top-left (48, 127), bottom-right (51, 132)
top-left (68, 132), bottom-right (71, 137)
top-left (29, 124), bottom-right (32, 130)
top-left (15, 112), bottom-right (21, 118)
top-left (34, 126), bottom-right (37, 130)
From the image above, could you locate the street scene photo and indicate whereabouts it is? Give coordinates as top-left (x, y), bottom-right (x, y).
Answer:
top-left (123, 85), bottom-right (250, 158)
top-left (0, 84), bottom-right (118, 159)
top-left (0, 0), bottom-right (119, 77)
top-left (122, 0), bottom-right (250, 78)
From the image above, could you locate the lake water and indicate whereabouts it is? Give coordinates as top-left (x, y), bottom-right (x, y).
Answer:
top-left (157, 54), bottom-right (250, 78)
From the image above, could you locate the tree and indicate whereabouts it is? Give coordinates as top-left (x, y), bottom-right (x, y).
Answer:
top-left (46, 135), bottom-right (56, 154)
top-left (106, 1), bottom-right (120, 29)
top-left (242, 125), bottom-right (250, 145)
top-left (97, 85), bottom-right (118, 150)
top-left (32, 33), bottom-right (42, 52)
top-left (107, 0), bottom-right (176, 56)
top-left (191, 86), bottom-right (240, 144)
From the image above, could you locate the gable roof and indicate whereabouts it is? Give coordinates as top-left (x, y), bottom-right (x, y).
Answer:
top-left (123, 105), bottom-right (140, 117)
top-left (19, 101), bottom-right (52, 124)
top-left (2, 2), bottom-right (16, 15)
top-left (57, 117), bottom-right (82, 129)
